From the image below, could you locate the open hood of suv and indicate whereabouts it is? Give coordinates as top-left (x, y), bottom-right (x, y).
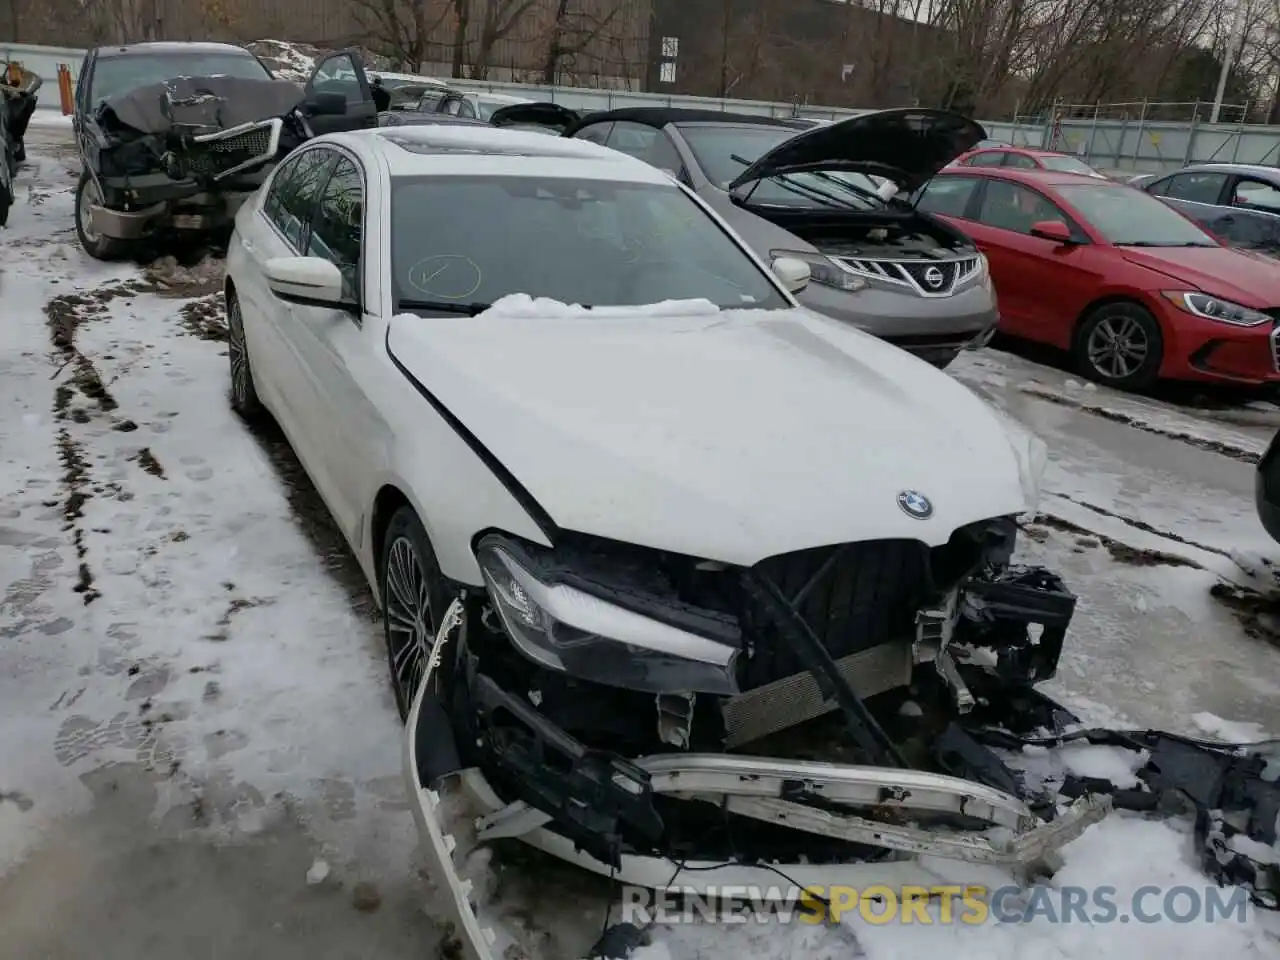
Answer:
top-left (727, 108), bottom-right (986, 195)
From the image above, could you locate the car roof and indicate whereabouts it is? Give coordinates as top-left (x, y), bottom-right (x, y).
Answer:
top-left (371, 71), bottom-right (448, 85)
top-left (969, 146), bottom-right (1073, 158)
top-left (938, 167), bottom-right (1117, 188)
top-left (94, 41), bottom-right (253, 58)
top-left (1176, 163), bottom-right (1280, 179)
top-left (337, 125), bottom-right (675, 183)
top-left (474, 92), bottom-right (531, 104)
top-left (572, 106), bottom-right (798, 129)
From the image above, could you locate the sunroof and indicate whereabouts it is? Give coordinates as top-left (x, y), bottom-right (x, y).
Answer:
top-left (379, 131), bottom-right (607, 160)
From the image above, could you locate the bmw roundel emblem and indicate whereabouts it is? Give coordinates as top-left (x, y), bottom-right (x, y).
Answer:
top-left (897, 490), bottom-right (933, 519)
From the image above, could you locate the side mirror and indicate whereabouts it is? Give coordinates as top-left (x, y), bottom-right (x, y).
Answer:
top-left (1029, 219), bottom-right (1073, 243)
top-left (264, 257), bottom-right (347, 308)
top-left (771, 256), bottom-right (811, 293)
top-left (305, 91), bottom-right (348, 116)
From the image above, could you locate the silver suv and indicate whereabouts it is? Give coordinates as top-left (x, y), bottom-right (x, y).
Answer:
top-left (493, 105), bottom-right (998, 368)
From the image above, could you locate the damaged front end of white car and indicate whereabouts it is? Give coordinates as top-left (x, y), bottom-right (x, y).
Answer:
top-left (388, 306), bottom-right (1280, 959)
top-left (402, 507), bottom-right (1109, 957)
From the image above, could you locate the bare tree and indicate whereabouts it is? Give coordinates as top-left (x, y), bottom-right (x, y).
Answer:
top-left (353, 0), bottom-right (451, 70)
top-left (539, 0), bottom-right (631, 84)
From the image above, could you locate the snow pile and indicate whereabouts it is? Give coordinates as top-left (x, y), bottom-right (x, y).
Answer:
top-left (480, 292), bottom-right (723, 318)
top-left (243, 39), bottom-right (394, 82)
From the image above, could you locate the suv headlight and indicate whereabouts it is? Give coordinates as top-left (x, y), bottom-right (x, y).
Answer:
top-left (769, 250), bottom-right (867, 292)
top-left (1161, 291), bottom-right (1270, 327)
top-left (476, 535), bottom-right (739, 695)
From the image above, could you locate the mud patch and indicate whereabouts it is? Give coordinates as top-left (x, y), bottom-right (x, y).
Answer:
top-left (203, 591), bottom-right (273, 642)
top-left (139, 255), bottom-right (224, 299)
top-left (129, 447), bottom-right (166, 479)
top-left (1026, 514), bottom-right (1201, 569)
top-left (1021, 387), bottom-right (1262, 463)
top-left (56, 429), bottom-right (99, 604)
top-left (1210, 581), bottom-right (1280, 645)
top-left (177, 294), bottom-right (228, 342)
top-left (46, 282), bottom-right (143, 417)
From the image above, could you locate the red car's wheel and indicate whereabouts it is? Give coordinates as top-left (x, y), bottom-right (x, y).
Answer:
top-left (1074, 301), bottom-right (1164, 392)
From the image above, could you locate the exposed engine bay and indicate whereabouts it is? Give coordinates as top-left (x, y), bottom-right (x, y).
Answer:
top-left (403, 518), bottom-right (1280, 958)
top-left (763, 208), bottom-right (975, 261)
top-left (81, 75), bottom-right (312, 241)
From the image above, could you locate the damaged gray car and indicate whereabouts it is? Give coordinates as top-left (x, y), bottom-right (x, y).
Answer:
top-left (71, 41), bottom-right (377, 259)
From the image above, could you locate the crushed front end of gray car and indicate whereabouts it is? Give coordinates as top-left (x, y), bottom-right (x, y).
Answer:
top-left (80, 75), bottom-right (312, 242)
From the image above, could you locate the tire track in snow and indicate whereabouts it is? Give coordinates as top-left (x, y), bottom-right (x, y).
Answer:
top-left (44, 280), bottom-right (156, 605)
top-left (1019, 385), bottom-right (1263, 463)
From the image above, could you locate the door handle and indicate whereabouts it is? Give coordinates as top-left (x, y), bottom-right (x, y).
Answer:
top-left (242, 238), bottom-right (256, 253)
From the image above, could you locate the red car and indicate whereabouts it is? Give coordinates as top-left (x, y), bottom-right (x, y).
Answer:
top-left (950, 146), bottom-right (1108, 179)
top-left (914, 167), bottom-right (1280, 390)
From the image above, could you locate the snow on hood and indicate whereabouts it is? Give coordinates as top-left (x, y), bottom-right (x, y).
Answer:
top-left (387, 296), bottom-right (1038, 565)
top-left (728, 108), bottom-right (986, 195)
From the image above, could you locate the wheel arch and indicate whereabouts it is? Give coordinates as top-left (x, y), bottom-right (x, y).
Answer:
top-left (371, 483), bottom-right (412, 589)
top-left (1071, 292), bottom-right (1162, 348)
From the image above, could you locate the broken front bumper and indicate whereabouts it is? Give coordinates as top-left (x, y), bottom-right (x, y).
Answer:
top-left (87, 117), bottom-right (283, 239)
top-left (403, 599), bottom-right (1108, 960)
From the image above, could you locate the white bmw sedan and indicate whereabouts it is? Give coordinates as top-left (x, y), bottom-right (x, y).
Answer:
top-left (223, 123), bottom-right (1085, 958)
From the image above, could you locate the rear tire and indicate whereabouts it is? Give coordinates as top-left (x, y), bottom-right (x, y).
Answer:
top-left (1073, 301), bottom-right (1164, 392)
top-left (75, 171), bottom-right (131, 261)
top-left (380, 507), bottom-right (451, 721)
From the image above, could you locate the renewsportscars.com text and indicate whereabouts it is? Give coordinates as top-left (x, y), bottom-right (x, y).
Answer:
top-left (620, 884), bottom-right (1252, 926)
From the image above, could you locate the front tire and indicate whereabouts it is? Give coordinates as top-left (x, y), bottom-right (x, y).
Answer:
top-left (226, 291), bottom-right (264, 421)
top-left (1074, 301), bottom-right (1164, 392)
top-left (380, 507), bottom-right (450, 720)
top-left (75, 171), bottom-right (131, 261)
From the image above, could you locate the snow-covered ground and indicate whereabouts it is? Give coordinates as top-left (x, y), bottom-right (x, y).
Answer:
top-left (3, 124), bottom-right (1280, 958)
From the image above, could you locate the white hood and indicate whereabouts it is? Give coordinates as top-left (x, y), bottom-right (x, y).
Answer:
top-left (387, 297), bottom-right (1039, 566)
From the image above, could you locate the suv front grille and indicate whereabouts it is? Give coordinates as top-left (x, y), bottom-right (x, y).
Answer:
top-left (833, 256), bottom-right (982, 297)
top-left (187, 118), bottom-right (282, 181)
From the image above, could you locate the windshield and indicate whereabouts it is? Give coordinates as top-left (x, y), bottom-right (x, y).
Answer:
top-left (389, 175), bottom-right (791, 312)
top-left (1038, 155), bottom-right (1100, 176)
top-left (1058, 184), bottom-right (1218, 247)
top-left (90, 53), bottom-right (272, 104)
top-left (676, 123), bottom-right (886, 211)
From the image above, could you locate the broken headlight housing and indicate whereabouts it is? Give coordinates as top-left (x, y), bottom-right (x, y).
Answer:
top-left (475, 534), bottom-right (740, 695)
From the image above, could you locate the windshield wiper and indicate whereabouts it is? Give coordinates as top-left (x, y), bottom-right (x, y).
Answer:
top-left (1114, 241), bottom-right (1215, 248)
top-left (728, 152), bottom-right (845, 209)
top-left (395, 298), bottom-right (491, 315)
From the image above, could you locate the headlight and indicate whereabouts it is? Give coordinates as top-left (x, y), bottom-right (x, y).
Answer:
top-left (1161, 291), bottom-right (1271, 327)
top-left (476, 535), bottom-right (740, 695)
top-left (769, 250), bottom-right (867, 292)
